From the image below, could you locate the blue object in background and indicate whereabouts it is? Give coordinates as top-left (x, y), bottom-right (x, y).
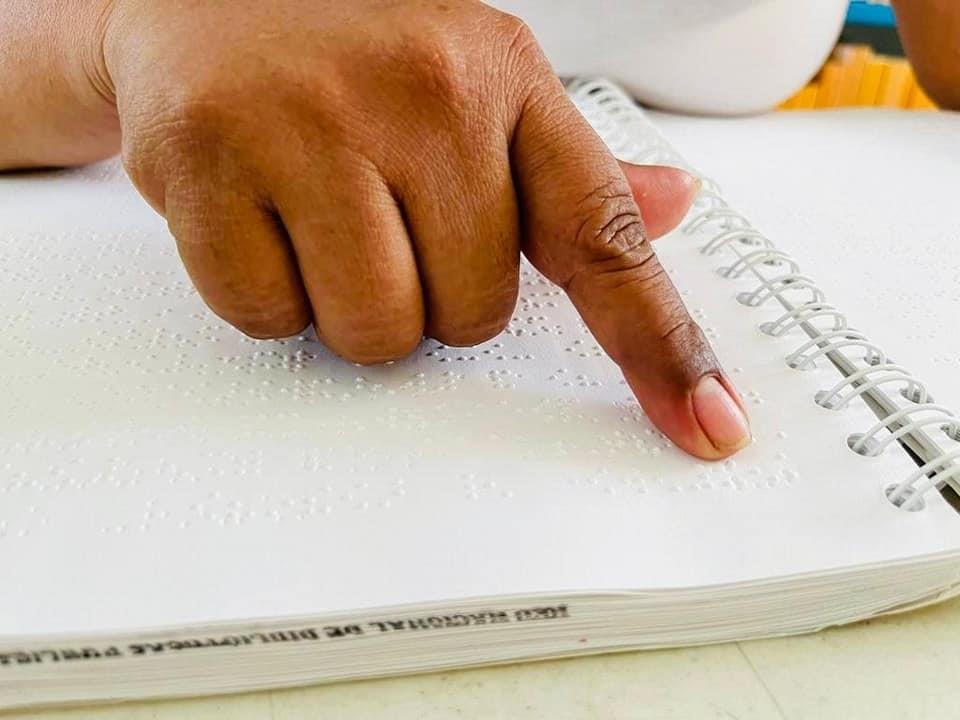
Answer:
top-left (846, 1), bottom-right (897, 28)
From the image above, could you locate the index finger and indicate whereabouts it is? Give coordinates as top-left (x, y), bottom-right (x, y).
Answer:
top-left (511, 76), bottom-right (751, 459)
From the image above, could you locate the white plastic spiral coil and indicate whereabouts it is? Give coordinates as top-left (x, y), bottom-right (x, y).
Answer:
top-left (849, 404), bottom-right (958, 457)
top-left (718, 249), bottom-right (801, 280)
top-left (759, 302), bottom-right (847, 338)
top-left (786, 330), bottom-right (885, 371)
top-left (568, 77), bottom-right (960, 511)
top-left (738, 275), bottom-right (826, 309)
top-left (814, 365), bottom-right (927, 411)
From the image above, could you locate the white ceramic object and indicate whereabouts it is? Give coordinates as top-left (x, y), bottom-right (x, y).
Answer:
top-left (489, 0), bottom-right (848, 114)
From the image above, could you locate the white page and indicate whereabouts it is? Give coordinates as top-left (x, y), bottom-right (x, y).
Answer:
top-left (3, 92), bottom-right (960, 638)
top-left (650, 109), bottom-right (960, 410)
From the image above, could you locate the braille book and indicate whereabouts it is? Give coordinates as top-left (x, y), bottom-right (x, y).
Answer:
top-left (3, 78), bottom-right (960, 709)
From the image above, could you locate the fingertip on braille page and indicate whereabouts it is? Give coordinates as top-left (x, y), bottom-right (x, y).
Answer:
top-left (692, 375), bottom-right (753, 455)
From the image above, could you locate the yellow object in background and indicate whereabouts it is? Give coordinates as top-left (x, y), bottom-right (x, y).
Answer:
top-left (779, 44), bottom-right (938, 110)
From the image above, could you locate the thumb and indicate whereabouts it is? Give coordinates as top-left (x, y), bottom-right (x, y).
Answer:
top-left (618, 162), bottom-right (700, 240)
top-left (512, 79), bottom-right (751, 459)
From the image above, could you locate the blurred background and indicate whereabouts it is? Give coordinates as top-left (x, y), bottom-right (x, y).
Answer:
top-left (780, 0), bottom-right (939, 110)
top-left (494, 0), bottom-right (950, 115)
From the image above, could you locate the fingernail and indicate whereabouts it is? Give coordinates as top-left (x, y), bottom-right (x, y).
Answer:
top-left (692, 376), bottom-right (751, 452)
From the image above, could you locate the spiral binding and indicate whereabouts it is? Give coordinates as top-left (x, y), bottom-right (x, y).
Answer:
top-left (737, 275), bottom-right (825, 310)
top-left (785, 329), bottom-right (884, 369)
top-left (568, 77), bottom-right (960, 511)
top-left (718, 249), bottom-right (801, 280)
top-left (814, 365), bottom-right (926, 410)
top-left (759, 302), bottom-right (847, 338)
top-left (849, 404), bottom-right (958, 457)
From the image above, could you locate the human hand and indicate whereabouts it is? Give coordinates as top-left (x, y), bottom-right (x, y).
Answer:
top-left (96, 0), bottom-right (750, 458)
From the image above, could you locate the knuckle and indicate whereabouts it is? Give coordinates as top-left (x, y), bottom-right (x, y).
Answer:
top-left (566, 184), bottom-right (657, 287)
top-left (330, 314), bottom-right (423, 366)
top-left (162, 94), bottom-right (228, 137)
top-left (336, 335), bottom-right (422, 366)
top-left (123, 95), bottom-right (228, 180)
top-left (228, 308), bottom-right (311, 341)
top-left (494, 13), bottom-right (540, 62)
top-left (575, 184), bottom-right (647, 257)
top-left (395, 31), bottom-right (474, 109)
top-left (201, 280), bottom-right (311, 341)
top-left (660, 318), bottom-right (705, 346)
top-left (498, 11), bottom-right (535, 39)
top-left (488, 12), bottom-right (550, 104)
top-left (431, 310), bottom-right (512, 348)
top-left (122, 91), bottom-right (243, 212)
top-left (428, 277), bottom-right (519, 347)
top-left (136, 98), bottom-right (222, 151)
top-left (392, 9), bottom-right (544, 115)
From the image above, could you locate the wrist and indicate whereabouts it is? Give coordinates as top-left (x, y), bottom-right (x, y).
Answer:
top-left (61, 0), bottom-right (119, 108)
top-left (0, 0), bottom-right (121, 168)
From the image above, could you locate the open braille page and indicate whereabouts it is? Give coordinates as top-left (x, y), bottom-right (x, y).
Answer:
top-left (3, 81), bottom-right (960, 641)
top-left (649, 108), bottom-right (960, 412)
